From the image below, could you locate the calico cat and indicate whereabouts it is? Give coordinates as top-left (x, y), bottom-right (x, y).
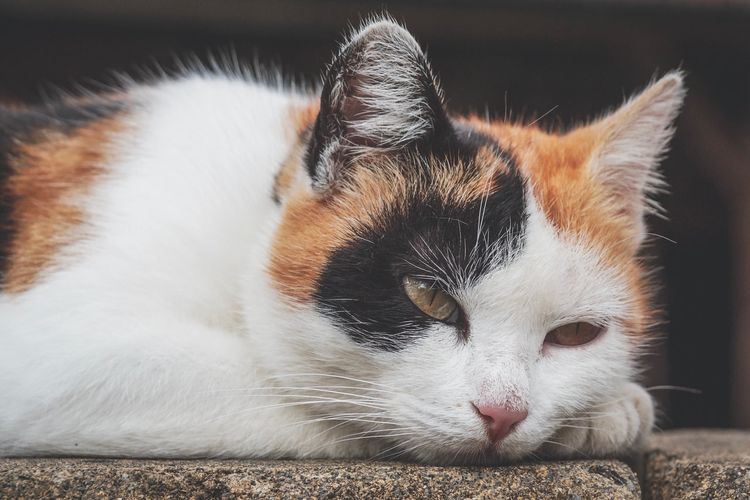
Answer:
top-left (0, 18), bottom-right (684, 463)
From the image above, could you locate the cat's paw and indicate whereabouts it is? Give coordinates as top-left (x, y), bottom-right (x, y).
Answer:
top-left (543, 383), bottom-right (654, 458)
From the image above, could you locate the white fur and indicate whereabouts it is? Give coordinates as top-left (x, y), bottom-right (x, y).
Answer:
top-left (0, 22), bottom-right (669, 462)
top-left (589, 71), bottom-right (686, 246)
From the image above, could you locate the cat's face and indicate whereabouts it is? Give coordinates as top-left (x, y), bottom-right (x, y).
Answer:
top-left (258, 19), bottom-right (683, 463)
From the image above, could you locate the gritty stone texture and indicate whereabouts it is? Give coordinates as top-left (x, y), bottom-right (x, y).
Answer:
top-left (644, 429), bottom-right (750, 500)
top-left (0, 458), bottom-right (640, 499)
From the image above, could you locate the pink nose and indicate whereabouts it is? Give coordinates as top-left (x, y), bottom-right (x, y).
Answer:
top-left (472, 403), bottom-right (528, 443)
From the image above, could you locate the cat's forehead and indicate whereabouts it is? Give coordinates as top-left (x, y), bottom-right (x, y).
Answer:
top-left (269, 124), bottom-right (532, 350)
top-left (276, 122), bottom-right (526, 265)
top-left (268, 111), bottom-right (652, 349)
top-left (268, 116), bottom-right (624, 306)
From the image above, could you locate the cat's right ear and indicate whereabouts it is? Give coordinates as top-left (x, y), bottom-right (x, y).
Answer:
top-left (305, 18), bottom-right (449, 190)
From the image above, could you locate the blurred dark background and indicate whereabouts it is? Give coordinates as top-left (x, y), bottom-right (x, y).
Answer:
top-left (1, 0), bottom-right (748, 429)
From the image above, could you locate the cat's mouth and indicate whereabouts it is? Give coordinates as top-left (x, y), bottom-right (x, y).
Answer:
top-left (428, 446), bottom-right (528, 466)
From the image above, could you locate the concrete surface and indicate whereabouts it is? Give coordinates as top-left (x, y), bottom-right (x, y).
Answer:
top-left (0, 457), bottom-right (640, 499)
top-left (3, 430), bottom-right (750, 499)
top-left (644, 429), bottom-right (750, 499)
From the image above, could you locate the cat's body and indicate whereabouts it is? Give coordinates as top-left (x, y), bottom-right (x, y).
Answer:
top-left (0, 19), bottom-right (684, 463)
top-left (0, 79), bottom-right (333, 458)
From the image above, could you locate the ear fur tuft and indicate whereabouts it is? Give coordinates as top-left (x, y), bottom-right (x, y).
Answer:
top-left (589, 71), bottom-right (686, 244)
top-left (306, 17), bottom-right (448, 190)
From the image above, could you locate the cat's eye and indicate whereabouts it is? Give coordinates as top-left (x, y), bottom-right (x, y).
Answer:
top-left (403, 276), bottom-right (460, 324)
top-left (545, 322), bottom-right (602, 347)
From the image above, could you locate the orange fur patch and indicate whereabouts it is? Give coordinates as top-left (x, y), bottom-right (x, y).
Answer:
top-left (2, 115), bottom-right (122, 293)
top-left (268, 148), bottom-right (511, 303)
top-left (273, 102), bottom-right (320, 202)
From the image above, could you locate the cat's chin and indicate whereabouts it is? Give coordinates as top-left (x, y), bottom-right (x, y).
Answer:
top-left (389, 440), bottom-right (538, 466)
top-left (411, 450), bottom-right (532, 467)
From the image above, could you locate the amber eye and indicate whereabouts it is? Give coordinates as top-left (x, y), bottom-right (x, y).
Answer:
top-left (403, 276), bottom-right (460, 324)
top-left (545, 322), bottom-right (602, 347)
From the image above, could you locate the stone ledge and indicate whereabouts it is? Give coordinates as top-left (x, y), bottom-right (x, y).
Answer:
top-left (644, 429), bottom-right (750, 500)
top-left (0, 458), bottom-right (639, 499)
top-left (6, 430), bottom-right (750, 499)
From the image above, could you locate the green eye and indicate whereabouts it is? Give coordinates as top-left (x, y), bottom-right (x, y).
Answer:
top-left (545, 322), bottom-right (602, 347)
top-left (403, 276), bottom-right (460, 324)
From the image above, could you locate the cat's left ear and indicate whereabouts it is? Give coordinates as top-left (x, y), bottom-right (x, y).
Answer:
top-left (306, 18), bottom-right (450, 190)
top-left (588, 71), bottom-right (686, 247)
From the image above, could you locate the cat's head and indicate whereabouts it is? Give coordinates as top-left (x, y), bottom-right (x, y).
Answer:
top-left (257, 18), bottom-right (684, 463)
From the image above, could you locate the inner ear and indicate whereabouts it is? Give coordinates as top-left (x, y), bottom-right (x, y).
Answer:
top-left (588, 71), bottom-right (686, 249)
top-left (306, 19), bottom-right (450, 190)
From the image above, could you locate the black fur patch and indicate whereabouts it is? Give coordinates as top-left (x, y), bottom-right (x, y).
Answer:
top-left (0, 100), bottom-right (122, 287)
top-left (314, 125), bottom-right (527, 351)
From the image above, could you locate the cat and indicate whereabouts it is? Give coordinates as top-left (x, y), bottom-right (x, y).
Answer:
top-left (0, 17), bottom-right (684, 464)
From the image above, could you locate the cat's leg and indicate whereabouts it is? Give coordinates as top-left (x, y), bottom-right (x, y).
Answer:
top-left (1, 306), bottom-right (376, 459)
top-left (542, 382), bottom-right (654, 458)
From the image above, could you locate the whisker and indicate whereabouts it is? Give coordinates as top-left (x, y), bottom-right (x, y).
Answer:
top-left (259, 373), bottom-right (401, 391)
top-left (554, 424), bottom-right (601, 431)
top-left (207, 384), bottom-right (404, 398)
top-left (528, 104), bottom-right (559, 127)
top-left (646, 385), bottom-right (702, 394)
top-left (328, 430), bottom-right (419, 446)
top-left (644, 232), bottom-right (677, 244)
top-left (209, 398), bottom-right (389, 421)
top-left (542, 438), bottom-right (589, 458)
top-left (370, 436), bottom-right (419, 461)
